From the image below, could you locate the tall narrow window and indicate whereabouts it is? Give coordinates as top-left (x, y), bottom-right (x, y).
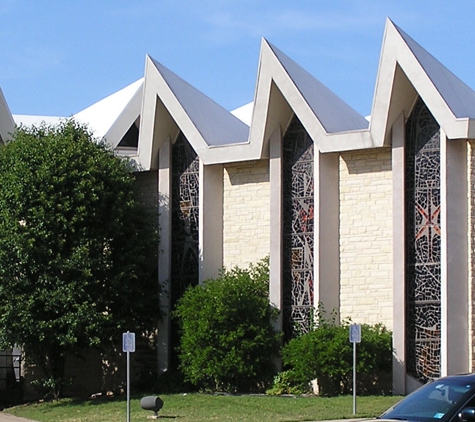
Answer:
top-left (171, 132), bottom-right (200, 306)
top-left (282, 115), bottom-right (315, 339)
top-left (405, 97), bottom-right (441, 381)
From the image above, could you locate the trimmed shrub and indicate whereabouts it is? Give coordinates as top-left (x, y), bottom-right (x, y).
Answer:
top-left (174, 258), bottom-right (281, 393)
top-left (280, 314), bottom-right (392, 396)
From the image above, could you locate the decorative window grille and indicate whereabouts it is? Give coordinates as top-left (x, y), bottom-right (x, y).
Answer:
top-left (171, 133), bottom-right (200, 306)
top-left (282, 115), bottom-right (315, 339)
top-left (405, 97), bottom-right (441, 381)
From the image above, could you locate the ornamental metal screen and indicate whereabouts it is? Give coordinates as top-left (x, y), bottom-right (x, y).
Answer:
top-left (405, 97), bottom-right (441, 381)
top-left (171, 133), bottom-right (200, 306)
top-left (282, 115), bottom-right (315, 339)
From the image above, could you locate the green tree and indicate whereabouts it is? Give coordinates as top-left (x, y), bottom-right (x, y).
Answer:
top-left (0, 120), bottom-right (159, 398)
top-left (174, 258), bottom-right (280, 393)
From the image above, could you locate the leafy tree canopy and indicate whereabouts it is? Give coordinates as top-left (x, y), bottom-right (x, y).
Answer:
top-left (0, 120), bottom-right (159, 397)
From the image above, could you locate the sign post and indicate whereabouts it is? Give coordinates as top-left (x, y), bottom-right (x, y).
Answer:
top-left (349, 324), bottom-right (361, 415)
top-left (123, 331), bottom-right (135, 422)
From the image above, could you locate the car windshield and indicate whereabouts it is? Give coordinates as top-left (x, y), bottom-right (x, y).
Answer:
top-left (380, 379), bottom-right (475, 422)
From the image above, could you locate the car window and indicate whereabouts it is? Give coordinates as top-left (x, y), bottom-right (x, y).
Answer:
top-left (381, 380), bottom-right (475, 422)
top-left (449, 394), bottom-right (475, 422)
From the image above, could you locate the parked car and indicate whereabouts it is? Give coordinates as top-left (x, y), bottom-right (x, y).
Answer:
top-left (380, 374), bottom-right (475, 422)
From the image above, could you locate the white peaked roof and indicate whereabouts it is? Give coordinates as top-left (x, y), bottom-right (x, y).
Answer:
top-left (13, 115), bottom-right (64, 127)
top-left (138, 56), bottom-right (250, 168)
top-left (0, 88), bottom-right (16, 143)
top-left (370, 19), bottom-right (475, 145)
top-left (11, 80), bottom-right (143, 149)
top-left (151, 58), bottom-right (249, 147)
top-left (267, 41), bottom-right (368, 133)
top-left (249, 18), bottom-right (475, 155)
top-left (396, 25), bottom-right (475, 120)
top-left (74, 78), bottom-right (144, 147)
top-left (249, 37), bottom-right (374, 156)
top-left (3, 18), bottom-right (475, 163)
top-left (231, 102), bottom-right (253, 126)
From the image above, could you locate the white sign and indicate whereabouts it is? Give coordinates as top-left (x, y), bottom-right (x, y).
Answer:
top-left (123, 332), bottom-right (136, 353)
top-left (349, 324), bottom-right (361, 343)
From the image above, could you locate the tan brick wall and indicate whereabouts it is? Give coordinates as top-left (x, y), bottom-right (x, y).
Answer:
top-left (223, 160), bottom-right (270, 269)
top-left (339, 148), bottom-right (393, 329)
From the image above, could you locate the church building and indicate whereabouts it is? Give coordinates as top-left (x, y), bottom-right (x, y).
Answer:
top-left (1, 19), bottom-right (474, 395)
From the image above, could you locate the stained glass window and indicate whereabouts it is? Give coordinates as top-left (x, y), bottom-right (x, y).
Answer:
top-left (171, 132), bottom-right (200, 306)
top-left (282, 115), bottom-right (315, 339)
top-left (405, 97), bottom-right (441, 381)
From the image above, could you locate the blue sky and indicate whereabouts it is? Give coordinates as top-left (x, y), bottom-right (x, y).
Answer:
top-left (1, 1), bottom-right (475, 118)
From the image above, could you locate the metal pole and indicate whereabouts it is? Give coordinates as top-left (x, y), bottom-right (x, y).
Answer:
top-left (353, 341), bottom-right (356, 415)
top-left (127, 350), bottom-right (130, 422)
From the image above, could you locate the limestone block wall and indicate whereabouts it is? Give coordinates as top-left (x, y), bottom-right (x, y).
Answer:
top-left (339, 148), bottom-right (393, 329)
top-left (223, 160), bottom-right (270, 269)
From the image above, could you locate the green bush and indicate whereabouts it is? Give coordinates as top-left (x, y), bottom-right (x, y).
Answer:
top-left (174, 257), bottom-right (281, 393)
top-left (281, 314), bottom-right (392, 396)
top-left (266, 370), bottom-right (308, 395)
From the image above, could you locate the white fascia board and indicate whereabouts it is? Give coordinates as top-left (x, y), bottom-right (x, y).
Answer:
top-left (137, 57), bottom-right (161, 170)
top-left (466, 119), bottom-right (475, 139)
top-left (396, 42), bottom-right (469, 139)
top-left (248, 41), bottom-right (275, 158)
top-left (398, 23), bottom-right (475, 120)
top-left (249, 39), bottom-right (373, 156)
top-left (368, 20), bottom-right (398, 147)
top-left (138, 19), bottom-right (475, 168)
top-left (251, 19), bottom-right (475, 155)
top-left (151, 62), bottom-right (211, 154)
top-left (138, 57), bottom-right (180, 170)
top-left (154, 59), bottom-right (249, 148)
top-left (198, 141), bottom-right (257, 165)
top-left (272, 54), bottom-right (327, 139)
top-left (268, 41), bottom-right (368, 133)
top-left (139, 56), bottom-right (255, 167)
top-left (319, 129), bottom-right (373, 153)
top-left (249, 40), bottom-right (326, 157)
top-left (270, 66), bottom-right (372, 152)
top-left (370, 19), bottom-right (471, 145)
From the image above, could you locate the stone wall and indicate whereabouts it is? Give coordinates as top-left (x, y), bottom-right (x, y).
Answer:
top-left (339, 148), bottom-right (393, 329)
top-left (223, 160), bottom-right (270, 269)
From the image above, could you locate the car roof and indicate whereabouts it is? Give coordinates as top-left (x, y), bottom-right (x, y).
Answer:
top-left (432, 373), bottom-right (475, 383)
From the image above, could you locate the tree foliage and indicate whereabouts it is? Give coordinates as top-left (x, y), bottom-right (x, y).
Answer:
top-left (280, 311), bottom-right (392, 396)
top-left (0, 120), bottom-right (159, 398)
top-left (174, 258), bottom-right (280, 393)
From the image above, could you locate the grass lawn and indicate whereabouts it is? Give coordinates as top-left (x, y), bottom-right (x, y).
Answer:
top-left (3, 394), bottom-right (402, 422)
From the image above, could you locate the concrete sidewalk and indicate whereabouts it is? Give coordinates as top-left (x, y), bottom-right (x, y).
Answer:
top-left (0, 413), bottom-right (38, 422)
top-left (0, 412), bottom-right (35, 422)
